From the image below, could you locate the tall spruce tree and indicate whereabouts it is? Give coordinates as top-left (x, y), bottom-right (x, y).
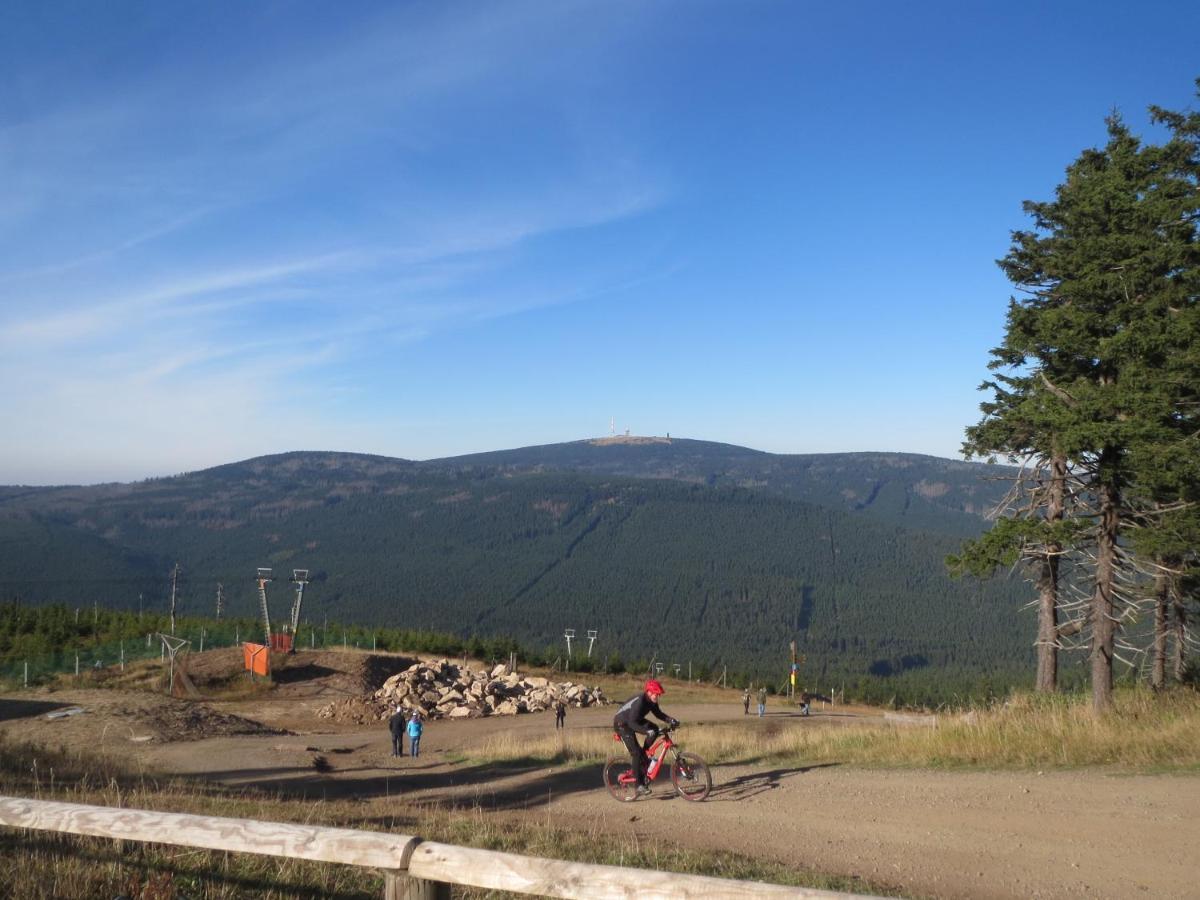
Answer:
top-left (962, 90), bottom-right (1200, 712)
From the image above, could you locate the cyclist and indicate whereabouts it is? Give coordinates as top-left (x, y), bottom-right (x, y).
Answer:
top-left (613, 679), bottom-right (679, 795)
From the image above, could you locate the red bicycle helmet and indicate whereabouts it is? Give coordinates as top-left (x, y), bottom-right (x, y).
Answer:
top-left (644, 679), bottom-right (664, 696)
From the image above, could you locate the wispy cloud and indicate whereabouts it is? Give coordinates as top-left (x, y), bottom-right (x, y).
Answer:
top-left (0, 3), bottom-right (672, 483)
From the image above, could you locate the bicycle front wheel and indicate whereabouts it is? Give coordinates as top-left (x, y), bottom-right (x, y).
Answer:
top-left (670, 751), bottom-right (711, 801)
top-left (603, 756), bottom-right (638, 802)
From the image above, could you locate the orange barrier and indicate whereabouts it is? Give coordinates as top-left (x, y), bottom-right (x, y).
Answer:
top-left (268, 633), bottom-right (293, 653)
top-left (242, 642), bottom-right (270, 676)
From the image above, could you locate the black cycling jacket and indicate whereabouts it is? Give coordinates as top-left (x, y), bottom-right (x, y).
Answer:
top-left (613, 693), bottom-right (672, 734)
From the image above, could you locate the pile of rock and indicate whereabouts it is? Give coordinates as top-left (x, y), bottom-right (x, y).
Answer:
top-left (317, 659), bottom-right (608, 723)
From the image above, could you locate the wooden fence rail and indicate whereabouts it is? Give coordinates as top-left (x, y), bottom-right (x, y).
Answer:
top-left (0, 795), bottom-right (875, 899)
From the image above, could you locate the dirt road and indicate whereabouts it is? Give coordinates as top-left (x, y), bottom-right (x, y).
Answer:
top-left (128, 700), bottom-right (1198, 899)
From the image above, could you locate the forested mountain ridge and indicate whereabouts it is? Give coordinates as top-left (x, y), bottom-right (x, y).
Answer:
top-left (425, 437), bottom-right (1011, 537)
top-left (0, 442), bottom-right (1030, 685)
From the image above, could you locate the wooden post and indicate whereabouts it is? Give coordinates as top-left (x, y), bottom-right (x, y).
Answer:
top-left (384, 872), bottom-right (450, 900)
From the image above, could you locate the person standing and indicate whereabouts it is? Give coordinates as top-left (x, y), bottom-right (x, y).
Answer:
top-left (554, 698), bottom-right (566, 730)
top-left (757, 686), bottom-right (767, 717)
top-left (742, 688), bottom-right (751, 715)
top-left (407, 712), bottom-right (423, 757)
top-left (388, 705), bottom-right (406, 757)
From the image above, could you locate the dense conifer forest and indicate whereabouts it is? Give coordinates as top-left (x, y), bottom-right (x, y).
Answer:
top-left (0, 442), bottom-right (1042, 695)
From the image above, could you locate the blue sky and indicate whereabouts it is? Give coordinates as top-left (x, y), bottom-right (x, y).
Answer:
top-left (2, 1), bottom-right (1197, 484)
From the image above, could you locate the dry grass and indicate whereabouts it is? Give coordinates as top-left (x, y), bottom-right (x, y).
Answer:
top-left (468, 688), bottom-right (1200, 772)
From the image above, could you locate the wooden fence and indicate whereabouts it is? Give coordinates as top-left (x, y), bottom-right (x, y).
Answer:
top-left (0, 795), bottom-right (877, 899)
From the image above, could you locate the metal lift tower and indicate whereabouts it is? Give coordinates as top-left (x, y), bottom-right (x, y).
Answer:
top-left (256, 568), bottom-right (274, 644)
top-left (289, 569), bottom-right (309, 653)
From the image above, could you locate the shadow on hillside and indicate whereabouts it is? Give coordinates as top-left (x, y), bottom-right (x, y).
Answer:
top-left (183, 756), bottom-right (602, 811)
top-left (270, 663), bottom-right (343, 685)
top-left (176, 757), bottom-right (843, 812)
top-left (0, 698), bottom-right (75, 722)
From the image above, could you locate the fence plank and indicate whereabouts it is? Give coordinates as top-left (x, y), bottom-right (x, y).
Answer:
top-left (0, 796), bottom-right (419, 869)
top-left (1, 796), bottom-right (877, 899)
top-left (407, 841), bottom-right (867, 899)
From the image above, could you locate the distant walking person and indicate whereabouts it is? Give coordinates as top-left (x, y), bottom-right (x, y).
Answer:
top-left (757, 686), bottom-right (767, 717)
top-left (742, 688), bottom-right (751, 715)
top-left (407, 712), bottom-right (423, 757)
top-left (555, 698), bottom-right (566, 729)
top-left (388, 705), bottom-right (406, 757)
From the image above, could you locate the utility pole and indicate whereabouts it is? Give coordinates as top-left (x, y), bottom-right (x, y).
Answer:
top-left (255, 568), bottom-right (274, 644)
top-left (169, 563), bottom-right (180, 635)
top-left (586, 629), bottom-right (598, 658)
top-left (216, 583), bottom-right (224, 620)
top-left (288, 569), bottom-right (308, 653)
top-left (789, 640), bottom-right (796, 701)
top-left (564, 629), bottom-right (575, 672)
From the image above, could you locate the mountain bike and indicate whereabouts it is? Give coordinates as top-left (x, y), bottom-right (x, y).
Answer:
top-left (603, 725), bottom-right (712, 801)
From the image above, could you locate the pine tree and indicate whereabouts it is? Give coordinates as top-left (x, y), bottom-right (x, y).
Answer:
top-left (962, 86), bottom-right (1200, 712)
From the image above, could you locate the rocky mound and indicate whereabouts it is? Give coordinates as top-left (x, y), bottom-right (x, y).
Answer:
top-left (317, 660), bottom-right (607, 723)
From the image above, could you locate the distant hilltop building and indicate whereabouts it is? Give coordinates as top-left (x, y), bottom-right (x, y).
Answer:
top-left (589, 434), bottom-right (672, 446)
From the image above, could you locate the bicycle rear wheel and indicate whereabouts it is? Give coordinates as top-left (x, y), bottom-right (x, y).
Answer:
top-left (670, 751), bottom-right (711, 801)
top-left (603, 756), bottom-right (638, 802)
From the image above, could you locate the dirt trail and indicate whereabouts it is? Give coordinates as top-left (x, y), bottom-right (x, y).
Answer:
top-left (4, 653), bottom-right (1197, 899)
top-left (133, 702), bottom-right (1199, 900)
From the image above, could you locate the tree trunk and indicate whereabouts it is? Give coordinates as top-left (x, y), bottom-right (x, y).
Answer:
top-left (1171, 579), bottom-right (1187, 683)
top-left (1090, 470), bottom-right (1119, 714)
top-left (1151, 569), bottom-right (1169, 691)
top-left (1035, 455), bottom-right (1067, 692)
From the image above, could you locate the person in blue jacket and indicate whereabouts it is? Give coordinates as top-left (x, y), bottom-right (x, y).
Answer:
top-left (407, 711), bottom-right (424, 757)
